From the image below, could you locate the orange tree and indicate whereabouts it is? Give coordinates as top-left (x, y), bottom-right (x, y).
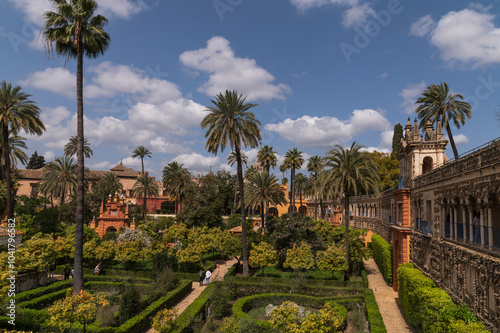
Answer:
top-left (316, 244), bottom-right (348, 279)
top-left (283, 242), bottom-right (314, 277)
top-left (249, 241), bottom-right (278, 274)
top-left (48, 289), bottom-right (107, 333)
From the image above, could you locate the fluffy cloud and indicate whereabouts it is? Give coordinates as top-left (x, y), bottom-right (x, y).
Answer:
top-left (447, 134), bottom-right (469, 145)
top-left (412, 7), bottom-right (500, 67)
top-left (409, 15), bottom-right (435, 37)
top-left (265, 109), bottom-right (391, 149)
top-left (20, 68), bottom-right (76, 98)
top-left (173, 153), bottom-right (232, 175)
top-left (342, 3), bottom-right (375, 28)
top-left (180, 36), bottom-right (291, 101)
top-left (399, 81), bottom-right (426, 114)
top-left (8, 0), bottom-right (146, 26)
top-left (43, 150), bottom-right (55, 162)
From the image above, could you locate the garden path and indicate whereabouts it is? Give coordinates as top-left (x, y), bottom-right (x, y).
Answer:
top-left (363, 258), bottom-right (413, 333)
top-left (145, 257), bottom-right (238, 333)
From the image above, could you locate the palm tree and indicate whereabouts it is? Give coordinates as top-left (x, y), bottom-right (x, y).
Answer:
top-left (244, 165), bottom-right (259, 179)
top-left (307, 155), bottom-right (324, 219)
top-left (64, 135), bottom-right (93, 158)
top-left (93, 172), bottom-right (123, 203)
top-left (245, 172), bottom-right (287, 232)
top-left (321, 142), bottom-right (380, 281)
top-left (415, 82), bottom-right (472, 160)
top-left (132, 145), bottom-right (152, 220)
top-left (131, 174), bottom-right (159, 216)
top-left (201, 90), bottom-right (261, 276)
top-left (39, 156), bottom-right (77, 223)
top-left (283, 148), bottom-right (304, 213)
top-left (0, 81), bottom-right (45, 220)
top-left (228, 150), bottom-right (247, 214)
top-left (43, 0), bottom-right (110, 293)
top-left (0, 128), bottom-right (29, 178)
top-left (294, 172), bottom-right (308, 215)
top-left (257, 145), bottom-right (277, 224)
top-left (162, 161), bottom-right (192, 213)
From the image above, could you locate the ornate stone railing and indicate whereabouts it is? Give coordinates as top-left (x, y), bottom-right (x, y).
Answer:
top-left (412, 140), bottom-right (500, 188)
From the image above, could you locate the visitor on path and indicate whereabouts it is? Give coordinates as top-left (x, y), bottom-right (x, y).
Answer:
top-left (63, 264), bottom-right (71, 280)
top-left (199, 269), bottom-right (204, 286)
top-left (94, 262), bottom-right (102, 275)
top-left (49, 262), bottom-right (56, 278)
top-left (474, 212), bottom-right (480, 244)
top-left (205, 270), bottom-right (212, 284)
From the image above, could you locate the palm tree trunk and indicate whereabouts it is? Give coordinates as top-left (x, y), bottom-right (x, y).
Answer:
top-left (141, 158), bottom-right (146, 221)
top-left (236, 146), bottom-right (249, 276)
top-left (344, 186), bottom-right (350, 282)
top-left (74, 34), bottom-right (85, 293)
top-left (320, 198), bottom-right (324, 219)
top-left (314, 195), bottom-right (318, 219)
top-left (291, 168), bottom-right (295, 212)
top-left (58, 192), bottom-right (65, 224)
top-left (445, 123), bottom-right (460, 160)
top-left (3, 123), bottom-right (13, 221)
top-left (260, 200), bottom-right (264, 232)
top-left (264, 200), bottom-right (269, 233)
top-left (299, 188), bottom-right (303, 215)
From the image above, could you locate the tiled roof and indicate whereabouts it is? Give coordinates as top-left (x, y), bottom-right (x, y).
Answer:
top-left (119, 168), bottom-right (139, 178)
top-left (17, 169), bottom-right (44, 180)
top-left (110, 162), bottom-right (127, 172)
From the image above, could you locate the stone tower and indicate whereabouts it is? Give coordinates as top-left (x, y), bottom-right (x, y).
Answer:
top-left (397, 118), bottom-right (448, 187)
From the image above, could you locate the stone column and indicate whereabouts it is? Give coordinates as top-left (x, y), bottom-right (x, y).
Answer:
top-left (462, 205), bottom-right (467, 242)
top-left (468, 207), bottom-right (474, 243)
top-left (453, 206), bottom-right (458, 241)
top-left (441, 205), bottom-right (445, 238)
top-left (488, 206), bottom-right (493, 250)
top-left (480, 206), bottom-right (485, 247)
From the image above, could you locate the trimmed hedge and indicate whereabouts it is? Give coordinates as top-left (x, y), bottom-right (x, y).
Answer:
top-left (365, 289), bottom-right (387, 333)
top-left (172, 283), bottom-right (216, 333)
top-left (372, 234), bottom-right (392, 286)
top-left (16, 280), bottom-right (72, 303)
top-left (397, 263), bottom-right (490, 333)
top-left (226, 275), bottom-right (366, 288)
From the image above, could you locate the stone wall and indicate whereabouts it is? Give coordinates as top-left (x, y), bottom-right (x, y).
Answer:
top-left (351, 216), bottom-right (392, 243)
top-left (411, 232), bottom-right (500, 331)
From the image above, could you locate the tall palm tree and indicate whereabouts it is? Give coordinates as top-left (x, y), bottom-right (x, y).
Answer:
top-left (132, 145), bottom-right (152, 220)
top-left (283, 148), bottom-right (304, 213)
top-left (43, 0), bottom-right (110, 293)
top-left (294, 172), bottom-right (308, 215)
top-left (257, 145), bottom-right (277, 223)
top-left (93, 172), bottom-right (123, 203)
top-left (245, 172), bottom-right (287, 232)
top-left (321, 142), bottom-right (380, 281)
top-left (0, 81), bottom-right (45, 220)
top-left (162, 161), bottom-right (192, 213)
top-left (39, 156), bottom-right (77, 223)
top-left (244, 165), bottom-right (259, 179)
top-left (228, 150), bottom-right (247, 214)
top-left (64, 135), bottom-right (93, 158)
top-left (0, 128), bottom-right (29, 178)
top-left (201, 90), bottom-right (261, 276)
top-left (131, 174), bottom-right (159, 216)
top-left (415, 82), bottom-right (472, 160)
top-left (307, 155), bottom-right (324, 219)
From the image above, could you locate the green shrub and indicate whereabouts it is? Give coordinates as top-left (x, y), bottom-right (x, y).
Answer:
top-left (209, 281), bottom-right (236, 319)
top-left (119, 284), bottom-right (140, 324)
top-left (172, 283), bottom-right (216, 333)
top-left (397, 263), bottom-right (489, 333)
top-left (365, 289), bottom-right (387, 333)
top-left (371, 234), bottom-right (392, 286)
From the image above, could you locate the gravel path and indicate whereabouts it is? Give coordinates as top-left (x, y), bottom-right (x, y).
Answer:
top-left (145, 258), bottom-right (238, 333)
top-left (363, 258), bottom-right (412, 333)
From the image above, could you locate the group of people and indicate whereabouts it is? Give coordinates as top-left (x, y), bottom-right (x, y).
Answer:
top-left (199, 269), bottom-right (212, 286)
top-left (48, 262), bottom-right (103, 280)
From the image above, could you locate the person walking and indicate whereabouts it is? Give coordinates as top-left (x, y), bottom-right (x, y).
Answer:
top-left (205, 270), bottom-right (212, 285)
top-left (199, 269), bottom-right (205, 286)
top-left (63, 264), bottom-right (71, 280)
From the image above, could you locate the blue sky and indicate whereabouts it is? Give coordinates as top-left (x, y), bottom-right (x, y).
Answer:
top-left (1, 0), bottom-right (499, 179)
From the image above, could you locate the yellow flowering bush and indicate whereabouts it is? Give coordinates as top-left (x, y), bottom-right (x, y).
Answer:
top-left (48, 290), bottom-right (108, 333)
top-left (268, 301), bottom-right (306, 332)
top-left (152, 307), bottom-right (178, 333)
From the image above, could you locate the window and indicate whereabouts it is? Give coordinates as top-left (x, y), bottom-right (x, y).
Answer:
top-left (423, 156), bottom-right (433, 174)
top-left (426, 200), bottom-right (432, 222)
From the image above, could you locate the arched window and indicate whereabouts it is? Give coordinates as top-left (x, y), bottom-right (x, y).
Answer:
top-left (422, 156), bottom-right (433, 174)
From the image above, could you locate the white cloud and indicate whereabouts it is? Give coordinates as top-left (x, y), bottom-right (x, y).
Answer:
top-left (399, 81), bottom-right (426, 114)
top-left (8, 0), bottom-right (146, 26)
top-left (446, 134), bottom-right (469, 145)
top-left (265, 109), bottom-right (391, 149)
top-left (409, 15), bottom-right (435, 37)
top-left (414, 8), bottom-right (500, 67)
top-left (380, 130), bottom-right (393, 149)
top-left (180, 36), bottom-right (291, 101)
top-left (43, 150), bottom-right (55, 162)
top-left (290, 0), bottom-right (357, 11)
top-left (20, 68), bottom-right (76, 98)
top-left (87, 161), bottom-right (114, 170)
top-left (342, 3), bottom-right (375, 28)
top-left (173, 153), bottom-right (230, 175)
top-left (379, 72), bottom-right (388, 78)
top-left (40, 106), bottom-right (71, 126)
